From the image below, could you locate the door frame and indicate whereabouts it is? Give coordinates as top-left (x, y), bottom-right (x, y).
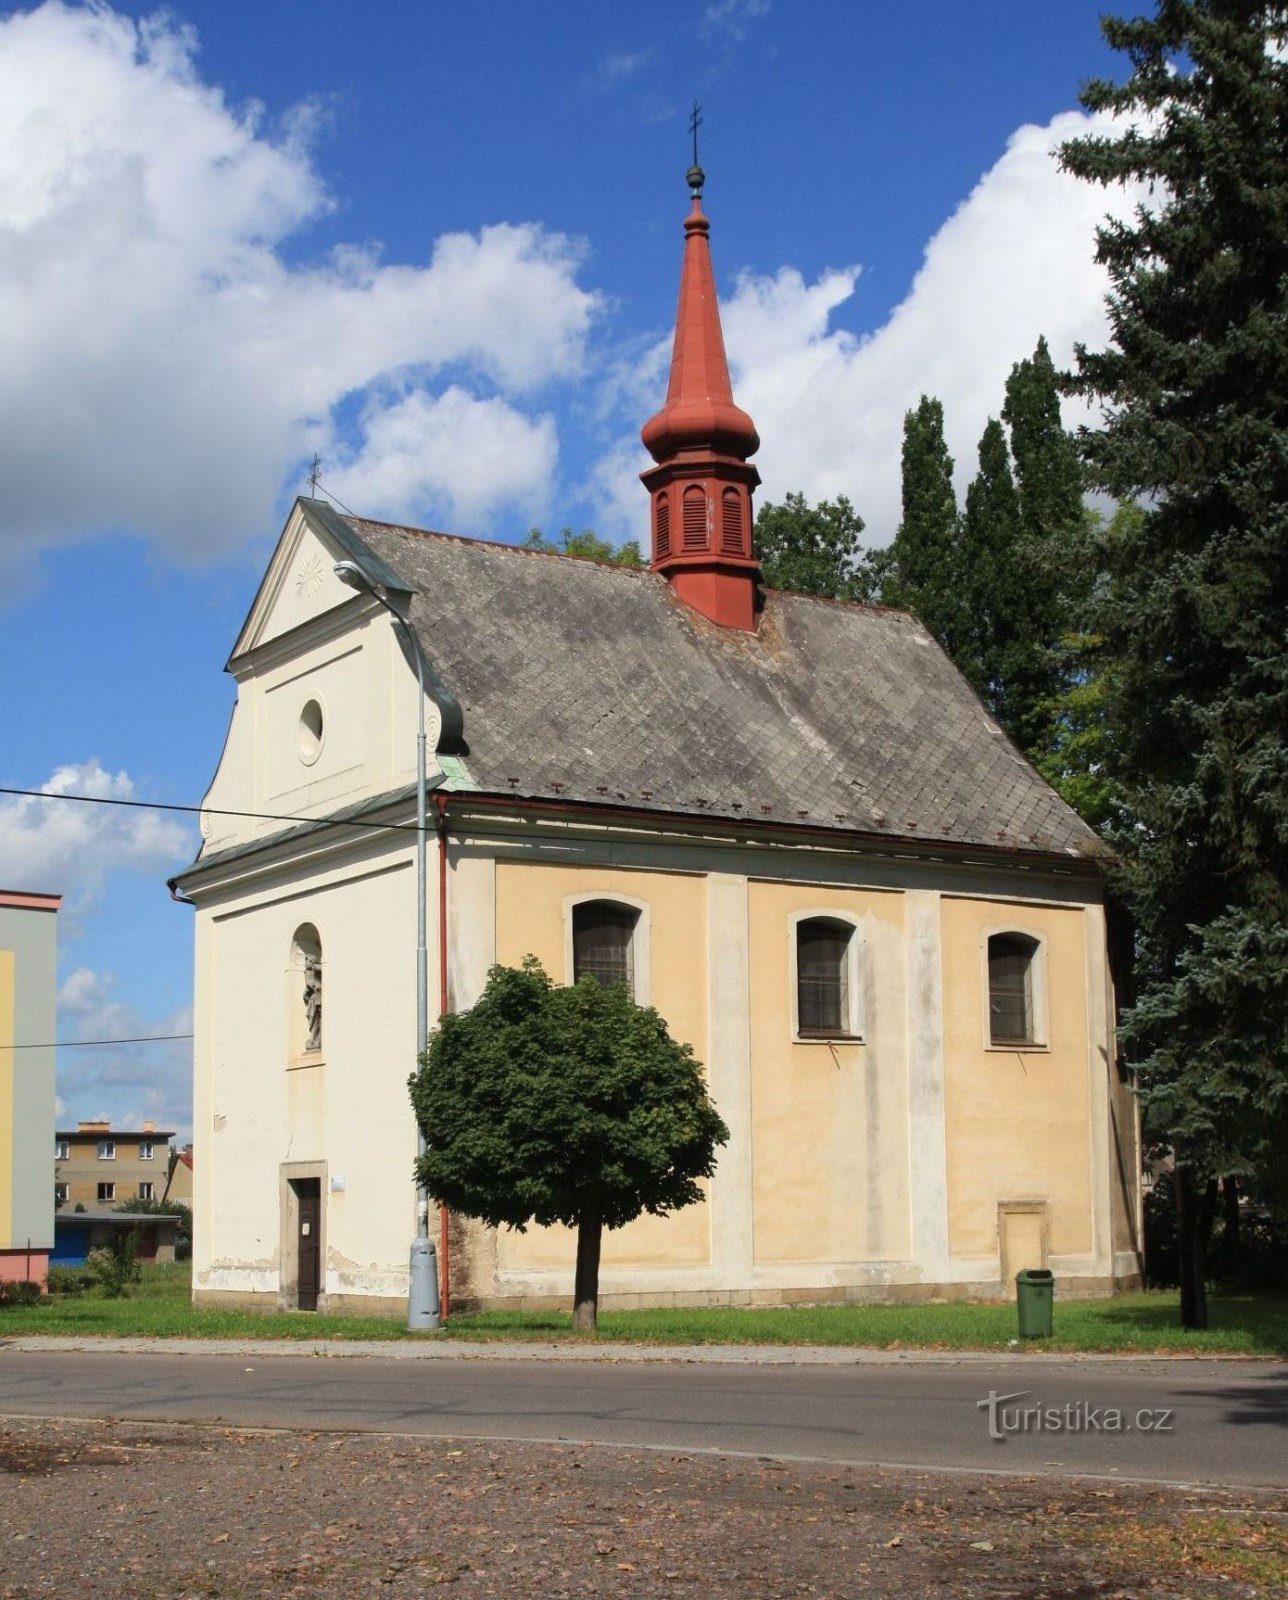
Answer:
top-left (279, 1161), bottom-right (328, 1311)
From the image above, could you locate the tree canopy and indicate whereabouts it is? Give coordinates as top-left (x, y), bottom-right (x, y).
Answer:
top-left (1062, 0), bottom-right (1288, 1323)
top-left (523, 527), bottom-right (644, 566)
top-left (753, 492), bottom-right (878, 601)
top-left (410, 958), bottom-right (728, 1330)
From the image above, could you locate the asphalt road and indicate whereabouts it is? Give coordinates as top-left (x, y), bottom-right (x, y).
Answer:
top-left (1, 1349), bottom-right (1284, 1487)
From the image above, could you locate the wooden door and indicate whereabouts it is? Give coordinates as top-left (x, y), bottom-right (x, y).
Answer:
top-left (295, 1179), bottom-right (321, 1311)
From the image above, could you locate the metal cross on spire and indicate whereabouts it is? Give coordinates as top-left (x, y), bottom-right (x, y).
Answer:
top-left (307, 453), bottom-right (322, 497)
top-left (687, 101), bottom-right (705, 198)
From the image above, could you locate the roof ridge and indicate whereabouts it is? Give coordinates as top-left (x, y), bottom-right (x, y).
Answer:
top-left (342, 514), bottom-right (656, 576)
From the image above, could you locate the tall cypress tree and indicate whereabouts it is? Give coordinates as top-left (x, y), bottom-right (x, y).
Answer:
top-left (888, 396), bottom-right (967, 657)
top-left (1062, 0), bottom-right (1288, 1325)
top-left (959, 416), bottom-right (1025, 714)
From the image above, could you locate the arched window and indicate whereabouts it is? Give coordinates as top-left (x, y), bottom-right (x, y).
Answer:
top-left (290, 923), bottom-right (323, 1055)
top-left (988, 932), bottom-right (1039, 1045)
top-left (572, 901), bottom-right (639, 996)
top-left (795, 917), bottom-right (857, 1038)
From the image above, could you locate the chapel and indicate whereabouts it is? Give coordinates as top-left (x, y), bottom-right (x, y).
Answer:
top-left (174, 165), bottom-right (1143, 1314)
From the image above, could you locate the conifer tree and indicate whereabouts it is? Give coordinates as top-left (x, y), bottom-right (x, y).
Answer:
top-left (1062, 0), bottom-right (1288, 1325)
top-left (887, 396), bottom-right (967, 656)
top-left (959, 416), bottom-right (1025, 717)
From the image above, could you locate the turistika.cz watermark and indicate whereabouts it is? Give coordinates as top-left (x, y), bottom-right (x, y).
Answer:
top-left (978, 1389), bottom-right (1175, 1441)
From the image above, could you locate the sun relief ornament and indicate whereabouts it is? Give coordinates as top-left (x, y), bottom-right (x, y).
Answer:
top-left (295, 550), bottom-right (324, 601)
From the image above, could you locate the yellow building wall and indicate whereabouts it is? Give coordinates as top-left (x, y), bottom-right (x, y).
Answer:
top-left (493, 860), bottom-right (711, 1273)
top-left (0, 951), bottom-right (13, 1246)
top-left (940, 896), bottom-right (1093, 1262)
top-left (747, 881), bottom-right (909, 1266)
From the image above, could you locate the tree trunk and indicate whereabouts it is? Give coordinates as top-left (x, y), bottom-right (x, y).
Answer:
top-left (1174, 1164), bottom-right (1213, 1330)
top-left (572, 1194), bottom-right (603, 1334)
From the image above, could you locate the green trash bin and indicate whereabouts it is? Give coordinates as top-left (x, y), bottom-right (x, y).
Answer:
top-left (1015, 1268), bottom-right (1055, 1338)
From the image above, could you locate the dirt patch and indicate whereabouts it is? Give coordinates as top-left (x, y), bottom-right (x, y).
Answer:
top-left (0, 1417), bottom-right (1283, 1598)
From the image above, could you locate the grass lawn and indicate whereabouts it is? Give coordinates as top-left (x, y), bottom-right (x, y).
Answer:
top-left (3, 1263), bottom-right (1285, 1354)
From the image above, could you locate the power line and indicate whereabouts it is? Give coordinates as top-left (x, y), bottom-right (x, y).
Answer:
top-left (0, 785), bottom-right (427, 835)
top-left (1, 1033), bottom-right (193, 1051)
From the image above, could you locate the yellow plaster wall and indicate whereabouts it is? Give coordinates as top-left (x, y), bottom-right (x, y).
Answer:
top-left (747, 881), bottom-right (909, 1266)
top-left (940, 897), bottom-right (1093, 1260)
top-left (493, 861), bottom-right (711, 1272)
top-left (0, 952), bottom-right (13, 1245)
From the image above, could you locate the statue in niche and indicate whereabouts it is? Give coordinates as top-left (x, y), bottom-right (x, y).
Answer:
top-left (302, 955), bottom-right (323, 1053)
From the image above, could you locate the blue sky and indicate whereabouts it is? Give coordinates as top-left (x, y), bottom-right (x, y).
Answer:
top-left (0, 0), bottom-right (1134, 1137)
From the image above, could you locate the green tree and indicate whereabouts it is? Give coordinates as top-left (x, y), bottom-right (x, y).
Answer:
top-left (959, 416), bottom-right (1025, 712)
top-left (117, 1194), bottom-right (193, 1260)
top-left (523, 527), bottom-right (644, 566)
top-left (753, 492), bottom-right (878, 600)
top-left (410, 958), bottom-right (728, 1331)
top-left (886, 396), bottom-right (967, 652)
top-left (1062, 0), bottom-right (1288, 1325)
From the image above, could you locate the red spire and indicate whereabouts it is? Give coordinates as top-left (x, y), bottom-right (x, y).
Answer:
top-left (641, 198), bottom-right (760, 463)
top-left (641, 175), bottom-right (762, 631)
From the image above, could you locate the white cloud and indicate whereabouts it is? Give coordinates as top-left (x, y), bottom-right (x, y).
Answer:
top-left (592, 109), bottom-right (1144, 547)
top-left (57, 966), bottom-right (192, 1139)
top-left (701, 0), bottom-right (772, 46)
top-left (0, 760), bottom-right (192, 924)
top-left (0, 2), bottom-right (600, 560)
top-left (327, 387), bottom-right (558, 530)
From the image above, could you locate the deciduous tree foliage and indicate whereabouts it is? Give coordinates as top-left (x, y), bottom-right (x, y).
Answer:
top-left (523, 527), bottom-right (644, 566)
top-left (1062, 0), bottom-right (1288, 1326)
top-left (753, 492), bottom-right (878, 601)
top-left (410, 958), bottom-right (728, 1331)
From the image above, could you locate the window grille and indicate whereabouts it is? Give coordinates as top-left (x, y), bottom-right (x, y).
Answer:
top-left (797, 919), bottom-right (852, 1035)
top-left (572, 902), bottom-right (638, 995)
top-left (988, 933), bottom-right (1038, 1044)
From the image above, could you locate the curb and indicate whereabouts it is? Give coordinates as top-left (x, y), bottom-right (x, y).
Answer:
top-left (1, 1335), bottom-right (1277, 1368)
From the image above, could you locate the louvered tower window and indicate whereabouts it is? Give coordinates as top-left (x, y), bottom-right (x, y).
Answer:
top-left (682, 485), bottom-right (708, 550)
top-left (655, 492), bottom-right (671, 559)
top-left (721, 487), bottom-right (744, 554)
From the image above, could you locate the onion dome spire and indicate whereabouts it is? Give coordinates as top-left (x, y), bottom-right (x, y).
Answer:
top-left (640, 136), bottom-right (762, 631)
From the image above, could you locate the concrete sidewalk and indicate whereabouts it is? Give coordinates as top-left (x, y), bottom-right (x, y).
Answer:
top-left (0, 1332), bottom-right (1264, 1367)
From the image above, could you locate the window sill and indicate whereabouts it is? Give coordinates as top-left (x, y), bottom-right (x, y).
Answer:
top-left (795, 1032), bottom-right (864, 1046)
top-left (986, 1040), bottom-right (1050, 1054)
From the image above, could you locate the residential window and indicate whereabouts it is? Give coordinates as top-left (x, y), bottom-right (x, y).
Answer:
top-left (139, 1140), bottom-right (154, 1161)
top-left (55, 1139), bottom-right (69, 1161)
top-left (97, 1182), bottom-right (115, 1202)
top-left (988, 933), bottom-right (1040, 1045)
top-left (572, 901), bottom-right (639, 995)
top-left (138, 1182), bottom-right (154, 1200)
top-left (54, 1183), bottom-right (68, 1205)
top-left (795, 918), bottom-right (857, 1037)
top-left (98, 1140), bottom-right (115, 1160)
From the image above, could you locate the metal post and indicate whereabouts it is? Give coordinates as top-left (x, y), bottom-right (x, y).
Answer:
top-left (400, 612), bottom-right (442, 1331)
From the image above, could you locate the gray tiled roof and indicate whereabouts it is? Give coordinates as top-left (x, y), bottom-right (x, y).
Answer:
top-left (349, 516), bottom-right (1107, 864)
